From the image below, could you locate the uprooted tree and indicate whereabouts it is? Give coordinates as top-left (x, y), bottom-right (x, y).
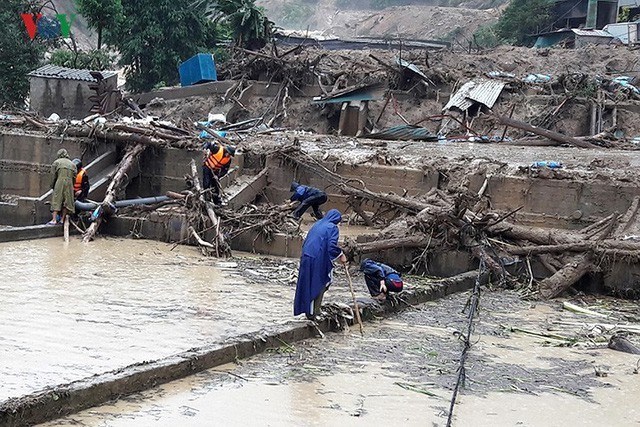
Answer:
top-left (276, 146), bottom-right (640, 300)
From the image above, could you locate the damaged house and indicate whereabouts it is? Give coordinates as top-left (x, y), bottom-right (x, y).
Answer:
top-left (534, 0), bottom-right (622, 47)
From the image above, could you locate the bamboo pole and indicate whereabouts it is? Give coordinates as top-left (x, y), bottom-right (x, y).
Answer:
top-left (344, 264), bottom-right (364, 336)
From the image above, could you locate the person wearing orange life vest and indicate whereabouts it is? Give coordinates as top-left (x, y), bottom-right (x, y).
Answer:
top-left (202, 141), bottom-right (236, 205)
top-left (72, 158), bottom-right (90, 201)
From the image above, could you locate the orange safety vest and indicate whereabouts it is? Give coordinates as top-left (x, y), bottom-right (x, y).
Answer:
top-left (204, 145), bottom-right (231, 171)
top-left (74, 168), bottom-right (86, 193)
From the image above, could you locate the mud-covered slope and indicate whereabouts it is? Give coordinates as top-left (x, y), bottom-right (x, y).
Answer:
top-left (258, 0), bottom-right (505, 41)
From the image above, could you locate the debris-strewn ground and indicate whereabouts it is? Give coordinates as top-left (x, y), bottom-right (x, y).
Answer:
top-left (43, 290), bottom-right (640, 426)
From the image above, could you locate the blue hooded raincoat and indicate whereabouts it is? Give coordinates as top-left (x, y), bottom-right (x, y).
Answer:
top-left (293, 209), bottom-right (343, 316)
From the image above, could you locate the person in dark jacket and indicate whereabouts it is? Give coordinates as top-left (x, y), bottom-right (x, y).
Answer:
top-left (360, 258), bottom-right (404, 301)
top-left (72, 158), bottom-right (90, 201)
top-left (289, 181), bottom-right (328, 220)
top-left (202, 141), bottom-right (235, 204)
top-left (294, 209), bottom-right (347, 320)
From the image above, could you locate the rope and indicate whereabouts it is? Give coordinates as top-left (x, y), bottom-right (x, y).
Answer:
top-left (446, 260), bottom-right (485, 427)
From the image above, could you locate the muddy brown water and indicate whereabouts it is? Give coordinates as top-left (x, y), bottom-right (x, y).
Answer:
top-left (43, 290), bottom-right (640, 426)
top-left (0, 237), bottom-right (305, 401)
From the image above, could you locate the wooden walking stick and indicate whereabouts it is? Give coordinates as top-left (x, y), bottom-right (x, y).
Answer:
top-left (344, 264), bottom-right (364, 336)
top-left (63, 216), bottom-right (70, 243)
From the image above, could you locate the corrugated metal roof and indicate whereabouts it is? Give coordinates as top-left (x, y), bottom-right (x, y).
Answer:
top-left (443, 81), bottom-right (476, 111)
top-left (312, 83), bottom-right (385, 104)
top-left (444, 79), bottom-right (505, 111)
top-left (365, 125), bottom-right (437, 141)
top-left (397, 59), bottom-right (429, 82)
top-left (571, 29), bottom-right (614, 37)
top-left (468, 80), bottom-right (505, 108)
top-left (28, 65), bottom-right (117, 82)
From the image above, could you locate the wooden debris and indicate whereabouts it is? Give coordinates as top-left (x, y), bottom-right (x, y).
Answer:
top-left (83, 143), bottom-right (147, 243)
top-left (494, 114), bottom-right (599, 149)
top-left (188, 159), bottom-right (231, 257)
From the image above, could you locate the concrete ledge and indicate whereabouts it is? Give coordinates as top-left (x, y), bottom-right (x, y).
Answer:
top-left (0, 273), bottom-right (484, 427)
top-left (0, 224), bottom-right (68, 242)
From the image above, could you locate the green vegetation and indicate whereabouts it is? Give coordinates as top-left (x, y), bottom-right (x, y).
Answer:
top-left (494, 0), bottom-right (552, 46)
top-left (202, 0), bottom-right (275, 50)
top-left (472, 24), bottom-right (501, 49)
top-left (49, 48), bottom-right (115, 70)
top-left (618, 7), bottom-right (640, 23)
top-left (0, 0), bottom-right (45, 107)
top-left (74, 0), bottom-right (123, 49)
top-left (102, 0), bottom-right (221, 93)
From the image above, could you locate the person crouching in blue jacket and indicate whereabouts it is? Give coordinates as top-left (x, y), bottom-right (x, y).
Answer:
top-left (360, 258), bottom-right (404, 302)
top-left (290, 181), bottom-right (328, 221)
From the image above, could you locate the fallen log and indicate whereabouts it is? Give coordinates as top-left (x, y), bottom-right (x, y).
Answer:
top-left (494, 114), bottom-right (599, 149)
top-left (614, 196), bottom-right (640, 237)
top-left (507, 239), bottom-right (640, 256)
top-left (83, 143), bottom-right (147, 242)
top-left (64, 126), bottom-right (199, 150)
top-left (189, 159), bottom-right (231, 257)
top-left (346, 234), bottom-right (431, 257)
top-left (538, 253), bottom-right (594, 299)
top-left (339, 184), bottom-right (428, 213)
top-left (487, 221), bottom-right (585, 245)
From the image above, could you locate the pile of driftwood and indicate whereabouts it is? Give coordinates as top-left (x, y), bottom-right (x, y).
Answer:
top-left (16, 113), bottom-right (201, 151)
top-left (217, 46), bottom-right (421, 94)
top-left (279, 147), bottom-right (640, 300)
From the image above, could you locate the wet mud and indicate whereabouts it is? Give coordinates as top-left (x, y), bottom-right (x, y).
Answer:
top-left (43, 290), bottom-right (640, 426)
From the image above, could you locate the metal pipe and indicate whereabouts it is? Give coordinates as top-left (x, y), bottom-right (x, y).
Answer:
top-left (75, 195), bottom-right (170, 211)
top-left (114, 196), bottom-right (170, 208)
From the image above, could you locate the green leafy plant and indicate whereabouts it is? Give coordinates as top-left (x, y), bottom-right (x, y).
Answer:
top-left (195, 0), bottom-right (275, 50)
top-left (0, 0), bottom-right (45, 107)
top-left (74, 0), bottom-right (123, 50)
top-left (49, 48), bottom-right (115, 70)
top-left (473, 24), bottom-right (501, 49)
top-left (495, 0), bottom-right (553, 46)
top-left (106, 0), bottom-right (222, 92)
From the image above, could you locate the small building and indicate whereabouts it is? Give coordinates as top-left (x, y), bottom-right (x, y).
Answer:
top-left (534, 28), bottom-right (615, 48)
top-left (312, 83), bottom-right (385, 137)
top-left (28, 65), bottom-right (118, 119)
top-left (604, 21), bottom-right (640, 43)
top-left (549, 0), bottom-right (618, 30)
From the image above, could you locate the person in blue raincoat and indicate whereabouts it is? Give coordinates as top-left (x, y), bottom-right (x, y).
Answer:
top-left (294, 209), bottom-right (347, 320)
top-left (360, 258), bottom-right (404, 302)
top-left (289, 181), bottom-right (328, 220)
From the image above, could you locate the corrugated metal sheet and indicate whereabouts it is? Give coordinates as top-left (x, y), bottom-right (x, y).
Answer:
top-left (443, 81), bottom-right (476, 111)
top-left (365, 125), bottom-right (437, 141)
top-left (28, 65), bottom-right (117, 82)
top-left (468, 80), bottom-right (505, 108)
top-left (571, 29), bottom-right (613, 37)
top-left (444, 79), bottom-right (505, 111)
top-left (397, 59), bottom-right (429, 82)
top-left (312, 83), bottom-right (384, 104)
